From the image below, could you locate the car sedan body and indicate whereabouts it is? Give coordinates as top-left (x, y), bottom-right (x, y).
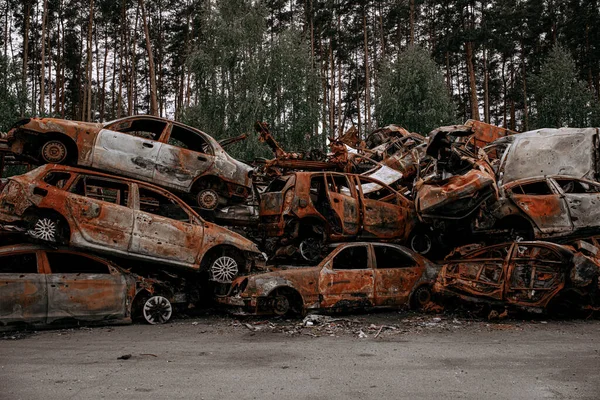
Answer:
top-left (6, 115), bottom-right (253, 209)
top-left (217, 242), bottom-right (439, 316)
top-left (0, 244), bottom-right (179, 328)
top-left (434, 241), bottom-right (600, 313)
top-left (0, 165), bottom-right (265, 283)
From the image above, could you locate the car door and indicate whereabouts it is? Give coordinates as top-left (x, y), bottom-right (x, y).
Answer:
top-left (506, 178), bottom-right (572, 234)
top-left (153, 124), bottom-right (215, 191)
top-left (42, 251), bottom-right (129, 322)
top-left (504, 244), bottom-right (566, 308)
top-left (356, 176), bottom-right (410, 239)
top-left (0, 251), bottom-right (47, 324)
top-left (324, 173), bottom-right (360, 237)
top-left (372, 244), bottom-right (423, 307)
top-left (440, 244), bottom-right (512, 301)
top-left (91, 117), bottom-right (167, 180)
top-left (130, 185), bottom-right (203, 266)
top-left (65, 175), bottom-right (134, 252)
top-left (317, 244), bottom-right (374, 309)
top-left (551, 177), bottom-right (600, 232)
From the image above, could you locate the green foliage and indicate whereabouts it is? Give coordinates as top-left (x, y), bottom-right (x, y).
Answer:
top-left (182, 0), bottom-right (321, 161)
top-left (531, 45), bottom-right (600, 128)
top-left (0, 55), bottom-right (24, 133)
top-left (375, 45), bottom-right (456, 135)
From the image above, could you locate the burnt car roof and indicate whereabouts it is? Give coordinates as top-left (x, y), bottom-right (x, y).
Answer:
top-left (447, 241), bottom-right (575, 261)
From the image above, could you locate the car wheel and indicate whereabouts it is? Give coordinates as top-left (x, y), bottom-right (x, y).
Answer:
top-left (142, 295), bottom-right (173, 325)
top-left (411, 286), bottom-right (432, 310)
top-left (197, 188), bottom-right (220, 210)
top-left (271, 294), bottom-right (291, 316)
top-left (299, 237), bottom-right (325, 263)
top-left (210, 255), bottom-right (239, 283)
top-left (40, 139), bottom-right (68, 164)
top-left (27, 215), bottom-right (65, 243)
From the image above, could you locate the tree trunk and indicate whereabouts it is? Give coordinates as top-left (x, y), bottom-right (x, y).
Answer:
top-left (521, 42), bottom-right (529, 131)
top-left (465, 41), bottom-right (480, 120)
top-left (483, 47), bottom-right (489, 123)
top-left (363, 6), bottom-right (371, 133)
top-left (100, 28), bottom-right (108, 121)
top-left (140, 0), bottom-right (158, 116)
top-left (21, 1), bottom-right (32, 117)
top-left (409, 0), bottom-right (415, 45)
top-left (39, 0), bottom-right (48, 115)
top-left (85, 0), bottom-right (94, 121)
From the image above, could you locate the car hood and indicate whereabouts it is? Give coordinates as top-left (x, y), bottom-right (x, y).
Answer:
top-left (8, 118), bottom-right (103, 138)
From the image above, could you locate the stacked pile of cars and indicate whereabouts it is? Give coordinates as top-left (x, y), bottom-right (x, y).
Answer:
top-left (1, 115), bottom-right (600, 328)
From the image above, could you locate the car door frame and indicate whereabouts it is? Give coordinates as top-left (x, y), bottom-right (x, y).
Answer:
top-left (63, 173), bottom-right (135, 253)
top-left (40, 249), bottom-right (130, 323)
top-left (317, 243), bottom-right (375, 309)
top-left (505, 177), bottom-right (573, 234)
top-left (323, 172), bottom-right (360, 238)
top-left (548, 176), bottom-right (600, 234)
top-left (91, 117), bottom-right (171, 180)
top-left (129, 182), bottom-right (204, 267)
top-left (371, 243), bottom-right (423, 307)
top-left (0, 249), bottom-right (48, 325)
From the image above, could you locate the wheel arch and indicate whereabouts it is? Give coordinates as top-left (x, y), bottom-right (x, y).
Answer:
top-left (27, 131), bottom-right (79, 164)
top-left (23, 207), bottom-right (72, 242)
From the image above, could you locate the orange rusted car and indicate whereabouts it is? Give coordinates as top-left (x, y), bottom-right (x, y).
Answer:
top-left (6, 116), bottom-right (253, 209)
top-left (259, 171), bottom-right (418, 261)
top-left (0, 243), bottom-right (181, 327)
top-left (0, 165), bottom-right (265, 283)
top-left (217, 242), bottom-right (439, 316)
top-left (434, 241), bottom-right (600, 314)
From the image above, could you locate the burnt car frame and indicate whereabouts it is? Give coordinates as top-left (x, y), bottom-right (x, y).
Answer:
top-left (434, 241), bottom-right (600, 313)
top-left (0, 164), bottom-right (265, 283)
top-left (7, 115), bottom-right (253, 210)
top-left (259, 171), bottom-right (417, 261)
top-left (0, 244), bottom-right (181, 328)
top-left (218, 242), bottom-right (439, 316)
top-left (485, 175), bottom-right (600, 241)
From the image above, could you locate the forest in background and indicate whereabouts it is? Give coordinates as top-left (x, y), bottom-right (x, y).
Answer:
top-left (1, 0), bottom-right (600, 160)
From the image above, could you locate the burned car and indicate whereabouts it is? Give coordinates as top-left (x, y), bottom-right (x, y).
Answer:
top-left (6, 115), bottom-right (253, 209)
top-left (0, 243), bottom-right (181, 327)
top-left (434, 241), bottom-right (600, 314)
top-left (218, 242), bottom-right (439, 316)
top-left (259, 171), bottom-right (417, 261)
top-left (0, 165), bottom-right (265, 283)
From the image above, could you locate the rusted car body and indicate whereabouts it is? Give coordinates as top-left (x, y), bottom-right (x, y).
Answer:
top-left (218, 242), bottom-right (439, 316)
top-left (0, 165), bottom-right (265, 283)
top-left (259, 171), bottom-right (417, 261)
top-left (434, 241), bottom-right (600, 313)
top-left (6, 116), bottom-right (253, 209)
top-left (495, 127), bottom-right (600, 185)
top-left (479, 175), bottom-right (600, 240)
top-left (0, 243), bottom-right (180, 327)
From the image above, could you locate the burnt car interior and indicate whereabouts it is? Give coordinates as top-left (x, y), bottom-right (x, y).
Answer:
top-left (139, 188), bottom-right (191, 222)
top-left (108, 118), bottom-right (167, 140)
top-left (167, 125), bottom-right (212, 155)
top-left (331, 245), bottom-right (368, 269)
top-left (71, 175), bottom-right (130, 206)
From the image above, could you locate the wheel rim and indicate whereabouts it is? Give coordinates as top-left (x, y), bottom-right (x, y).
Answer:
top-left (414, 287), bottom-right (431, 307)
top-left (41, 140), bottom-right (67, 163)
top-left (272, 295), bottom-right (290, 316)
top-left (29, 218), bottom-right (58, 242)
top-left (211, 256), bottom-right (239, 283)
top-left (411, 233), bottom-right (432, 255)
top-left (197, 189), bottom-right (219, 210)
top-left (299, 238), bottom-right (323, 262)
top-left (143, 295), bottom-right (172, 325)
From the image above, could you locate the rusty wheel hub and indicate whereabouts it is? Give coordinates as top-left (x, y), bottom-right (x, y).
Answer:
top-left (272, 295), bottom-right (290, 316)
top-left (410, 233), bottom-right (432, 255)
top-left (41, 140), bottom-right (68, 164)
top-left (197, 189), bottom-right (219, 210)
top-left (299, 238), bottom-right (324, 262)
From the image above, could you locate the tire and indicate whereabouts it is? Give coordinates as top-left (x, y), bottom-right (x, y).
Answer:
top-left (40, 139), bottom-right (69, 164)
top-left (269, 288), bottom-right (303, 317)
top-left (409, 227), bottom-right (435, 256)
top-left (140, 295), bottom-right (173, 325)
top-left (299, 237), bottom-right (325, 263)
top-left (410, 285), bottom-right (432, 310)
top-left (196, 188), bottom-right (220, 210)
